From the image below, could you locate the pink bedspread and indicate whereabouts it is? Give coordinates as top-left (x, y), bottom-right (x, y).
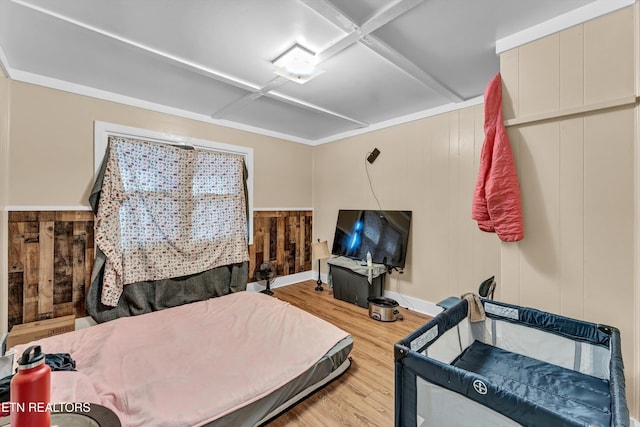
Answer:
top-left (12, 292), bottom-right (350, 426)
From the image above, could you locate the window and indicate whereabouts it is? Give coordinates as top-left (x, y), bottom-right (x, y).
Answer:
top-left (94, 123), bottom-right (253, 306)
top-left (94, 121), bottom-right (254, 244)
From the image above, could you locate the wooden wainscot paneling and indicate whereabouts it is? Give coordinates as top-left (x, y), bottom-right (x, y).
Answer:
top-left (7, 211), bottom-right (94, 331)
top-left (249, 211), bottom-right (313, 281)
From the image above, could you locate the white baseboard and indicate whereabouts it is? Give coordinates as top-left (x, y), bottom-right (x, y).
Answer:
top-left (383, 289), bottom-right (443, 317)
top-left (632, 416), bottom-right (639, 427)
top-left (292, 270), bottom-right (444, 317)
top-left (75, 316), bottom-right (97, 330)
top-left (247, 270), bottom-right (316, 292)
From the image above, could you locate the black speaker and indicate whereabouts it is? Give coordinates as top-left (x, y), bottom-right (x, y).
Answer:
top-left (367, 148), bottom-right (381, 164)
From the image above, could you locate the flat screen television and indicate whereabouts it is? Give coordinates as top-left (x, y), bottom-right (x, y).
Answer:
top-left (331, 210), bottom-right (412, 269)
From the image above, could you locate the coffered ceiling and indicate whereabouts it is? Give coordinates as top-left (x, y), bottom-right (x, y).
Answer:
top-left (0, 0), bottom-right (631, 144)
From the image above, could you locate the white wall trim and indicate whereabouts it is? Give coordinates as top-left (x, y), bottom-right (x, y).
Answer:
top-left (75, 316), bottom-right (97, 330)
top-left (247, 270), bottom-right (315, 292)
top-left (383, 289), bottom-right (443, 317)
top-left (253, 207), bottom-right (313, 211)
top-left (9, 68), bottom-right (313, 145)
top-left (310, 96), bottom-right (484, 146)
top-left (279, 269), bottom-right (443, 317)
top-left (5, 67), bottom-right (486, 147)
top-left (0, 44), bottom-right (11, 80)
top-left (496, 0), bottom-right (637, 54)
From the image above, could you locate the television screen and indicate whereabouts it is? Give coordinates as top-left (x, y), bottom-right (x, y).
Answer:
top-left (331, 210), bottom-right (412, 268)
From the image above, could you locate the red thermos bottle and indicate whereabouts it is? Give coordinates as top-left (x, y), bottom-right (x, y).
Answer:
top-left (10, 345), bottom-right (51, 427)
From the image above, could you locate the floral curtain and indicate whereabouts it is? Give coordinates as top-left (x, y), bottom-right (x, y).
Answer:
top-left (95, 136), bottom-right (249, 306)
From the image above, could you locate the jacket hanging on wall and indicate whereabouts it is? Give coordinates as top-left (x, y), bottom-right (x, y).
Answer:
top-left (472, 73), bottom-right (524, 242)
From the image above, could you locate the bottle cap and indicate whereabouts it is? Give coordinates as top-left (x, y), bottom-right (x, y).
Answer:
top-left (17, 345), bottom-right (46, 370)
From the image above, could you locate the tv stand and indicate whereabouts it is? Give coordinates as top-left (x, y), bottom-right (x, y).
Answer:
top-left (327, 256), bottom-right (386, 308)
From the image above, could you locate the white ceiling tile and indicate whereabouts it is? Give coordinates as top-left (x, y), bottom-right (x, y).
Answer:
top-left (0, 3), bottom-right (248, 112)
top-left (328, 0), bottom-right (395, 25)
top-left (13, 0), bottom-right (347, 87)
top-left (373, 0), bottom-right (597, 99)
top-left (0, 0), bottom-right (608, 143)
top-left (225, 95), bottom-right (363, 140)
top-left (275, 43), bottom-right (450, 123)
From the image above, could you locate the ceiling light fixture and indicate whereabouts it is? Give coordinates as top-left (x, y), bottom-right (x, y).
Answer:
top-left (272, 43), bottom-right (324, 84)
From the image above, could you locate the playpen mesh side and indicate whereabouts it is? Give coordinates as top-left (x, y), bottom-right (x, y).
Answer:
top-left (395, 299), bottom-right (630, 427)
top-left (395, 338), bottom-right (560, 426)
top-left (482, 302), bottom-right (611, 379)
top-left (414, 376), bottom-right (520, 427)
top-left (414, 302), bottom-right (611, 379)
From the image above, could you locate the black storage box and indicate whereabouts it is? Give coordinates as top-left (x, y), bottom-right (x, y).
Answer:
top-left (330, 264), bottom-right (384, 308)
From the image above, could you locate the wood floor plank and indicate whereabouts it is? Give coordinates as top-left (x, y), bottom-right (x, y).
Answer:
top-left (265, 280), bottom-right (432, 427)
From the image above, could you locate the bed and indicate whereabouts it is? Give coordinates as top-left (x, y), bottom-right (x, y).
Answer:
top-left (394, 297), bottom-right (629, 427)
top-left (7, 291), bottom-right (353, 427)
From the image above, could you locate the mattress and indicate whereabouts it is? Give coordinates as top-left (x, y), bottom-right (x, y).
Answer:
top-left (210, 337), bottom-right (352, 427)
top-left (9, 291), bottom-right (353, 427)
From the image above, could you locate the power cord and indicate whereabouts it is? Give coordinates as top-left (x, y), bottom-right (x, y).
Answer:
top-left (364, 149), bottom-right (414, 310)
top-left (364, 152), bottom-right (382, 210)
top-left (392, 274), bottom-right (415, 311)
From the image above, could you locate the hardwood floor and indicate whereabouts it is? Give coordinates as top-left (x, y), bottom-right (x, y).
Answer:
top-left (265, 280), bottom-right (432, 427)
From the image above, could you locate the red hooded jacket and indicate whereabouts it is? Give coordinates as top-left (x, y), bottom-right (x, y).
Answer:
top-left (472, 73), bottom-right (524, 242)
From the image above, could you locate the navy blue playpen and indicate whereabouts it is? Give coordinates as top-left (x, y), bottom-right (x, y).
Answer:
top-left (395, 298), bottom-right (629, 427)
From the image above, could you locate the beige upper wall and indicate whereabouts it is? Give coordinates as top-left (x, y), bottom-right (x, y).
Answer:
top-left (313, 106), bottom-right (501, 305)
top-left (0, 75), bottom-right (8, 196)
top-left (7, 81), bottom-right (313, 208)
top-left (1, 79), bottom-right (312, 338)
top-left (314, 4), bottom-right (640, 419)
top-left (1, 72), bottom-right (8, 207)
top-left (501, 5), bottom-right (635, 122)
top-left (0, 70), bottom-right (10, 335)
top-left (500, 5), bottom-right (638, 418)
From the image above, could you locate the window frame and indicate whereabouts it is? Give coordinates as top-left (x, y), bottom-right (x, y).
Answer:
top-left (94, 121), bottom-right (254, 244)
